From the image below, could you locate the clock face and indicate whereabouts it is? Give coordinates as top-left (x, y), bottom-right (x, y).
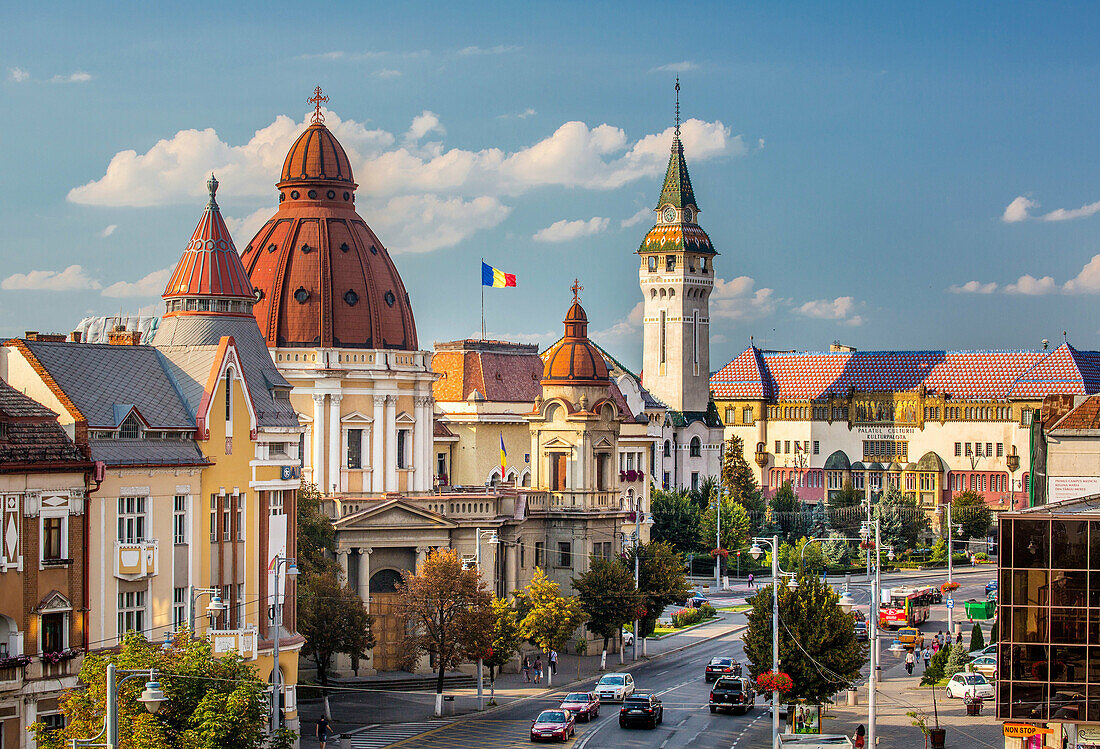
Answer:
top-left (683, 206), bottom-right (693, 223)
top-left (662, 206), bottom-right (677, 223)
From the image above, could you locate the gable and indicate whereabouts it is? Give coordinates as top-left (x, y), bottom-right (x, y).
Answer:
top-left (334, 500), bottom-right (457, 531)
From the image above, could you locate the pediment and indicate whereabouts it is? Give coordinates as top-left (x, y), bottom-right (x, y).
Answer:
top-left (543, 437), bottom-right (573, 449)
top-left (334, 499), bottom-right (457, 531)
top-left (341, 411), bottom-right (373, 424)
top-left (395, 411), bottom-right (416, 425)
top-left (593, 437), bottom-right (614, 449)
top-left (35, 589), bottom-right (72, 614)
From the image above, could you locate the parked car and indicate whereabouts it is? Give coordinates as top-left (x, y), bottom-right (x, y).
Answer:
top-left (687, 593), bottom-right (710, 608)
top-left (619, 692), bottom-right (663, 728)
top-left (530, 709), bottom-right (576, 742)
top-left (559, 692), bottom-right (600, 722)
top-left (985, 579), bottom-right (998, 595)
top-left (852, 609), bottom-right (868, 641)
top-left (710, 676), bottom-right (756, 714)
top-left (972, 644), bottom-right (997, 659)
top-left (968, 655), bottom-right (997, 680)
top-left (595, 673), bottom-right (635, 702)
top-left (705, 656), bottom-right (742, 682)
top-left (945, 673), bottom-right (994, 700)
top-left (622, 630), bottom-right (634, 646)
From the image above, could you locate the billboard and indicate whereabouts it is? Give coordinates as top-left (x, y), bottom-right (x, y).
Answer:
top-left (1047, 476), bottom-right (1100, 504)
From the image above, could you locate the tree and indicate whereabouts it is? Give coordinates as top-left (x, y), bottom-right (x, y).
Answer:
top-left (650, 489), bottom-right (703, 554)
top-left (573, 559), bottom-right (640, 670)
top-left (950, 491), bottom-right (993, 541)
top-left (921, 644), bottom-right (952, 685)
top-left (624, 542), bottom-right (690, 642)
top-left (822, 535), bottom-right (851, 568)
top-left (989, 617), bottom-right (998, 646)
top-left (969, 623), bottom-right (985, 652)
top-left (875, 488), bottom-right (929, 552)
top-left (827, 482), bottom-right (862, 533)
top-left (297, 482), bottom-right (339, 577)
top-left (721, 436), bottom-right (758, 504)
top-left (930, 538), bottom-right (948, 563)
top-left (688, 474), bottom-right (720, 511)
top-left (741, 574), bottom-right (864, 704)
top-left (397, 548), bottom-right (492, 715)
top-left (793, 536), bottom-right (826, 575)
top-left (299, 570), bottom-right (374, 685)
top-left (770, 482), bottom-right (806, 545)
top-left (517, 569), bottom-right (585, 686)
top-left (699, 497), bottom-right (751, 557)
top-left (33, 632), bottom-right (269, 749)
top-left (482, 596), bottom-right (523, 703)
top-left (944, 641), bottom-right (971, 679)
top-left (808, 500), bottom-right (828, 538)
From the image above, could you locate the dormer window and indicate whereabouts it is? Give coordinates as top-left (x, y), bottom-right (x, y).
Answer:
top-left (119, 413), bottom-right (141, 440)
top-left (647, 256), bottom-right (657, 273)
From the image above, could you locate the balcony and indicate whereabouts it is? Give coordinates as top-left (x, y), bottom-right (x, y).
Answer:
top-left (210, 626), bottom-right (258, 660)
top-left (526, 490), bottom-right (620, 513)
top-left (114, 540), bottom-right (158, 581)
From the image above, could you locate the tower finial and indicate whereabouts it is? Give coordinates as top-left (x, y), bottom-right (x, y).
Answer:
top-left (309, 86), bottom-right (329, 124)
top-left (206, 173), bottom-right (219, 207)
top-left (571, 278), bottom-right (583, 303)
top-left (674, 76), bottom-right (681, 137)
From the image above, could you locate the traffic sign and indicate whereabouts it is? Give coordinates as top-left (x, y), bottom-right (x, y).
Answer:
top-left (1003, 724), bottom-right (1051, 738)
top-left (945, 598), bottom-right (954, 609)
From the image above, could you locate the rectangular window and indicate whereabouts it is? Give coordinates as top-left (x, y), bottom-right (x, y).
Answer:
top-left (40, 714), bottom-right (65, 734)
top-left (558, 542), bottom-right (571, 568)
top-left (173, 587), bottom-right (187, 628)
top-left (42, 612), bottom-right (65, 653)
top-left (222, 498), bottom-right (231, 542)
top-left (519, 539), bottom-right (525, 569)
top-left (626, 452), bottom-right (635, 470)
top-left (534, 542), bottom-right (545, 568)
top-left (662, 472), bottom-right (670, 489)
top-left (437, 452), bottom-right (447, 477)
top-left (659, 311), bottom-right (667, 365)
top-left (804, 440), bottom-right (810, 453)
top-left (1022, 408), bottom-right (1033, 426)
top-left (117, 496), bottom-right (146, 543)
top-left (235, 495), bottom-right (243, 541)
top-left (784, 440), bottom-right (790, 454)
top-left (397, 429), bottom-right (409, 469)
top-left (268, 490), bottom-right (284, 516)
top-left (975, 443), bottom-right (983, 457)
top-left (743, 407), bottom-right (753, 425)
top-left (648, 256), bottom-right (657, 272)
top-left (997, 443), bottom-right (1004, 457)
top-left (236, 583), bottom-right (245, 628)
top-left (986, 443), bottom-right (993, 458)
top-left (43, 516), bottom-right (63, 560)
top-left (666, 255), bottom-right (676, 272)
top-left (691, 472), bottom-right (699, 491)
top-left (347, 428), bottom-right (362, 469)
top-left (774, 440), bottom-right (781, 454)
top-left (224, 369), bottom-right (232, 422)
top-left (117, 590), bottom-right (146, 639)
top-left (692, 310), bottom-right (699, 365)
top-left (173, 495), bottom-right (187, 544)
top-left (965, 443), bottom-right (972, 457)
top-left (813, 440), bottom-right (820, 455)
top-left (210, 500), bottom-right (218, 542)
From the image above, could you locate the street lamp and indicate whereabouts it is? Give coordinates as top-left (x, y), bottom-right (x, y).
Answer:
top-left (270, 556), bottom-right (299, 735)
top-left (838, 590), bottom-right (855, 614)
top-left (474, 527), bottom-right (500, 708)
top-left (749, 535), bottom-right (787, 749)
top-left (72, 664), bottom-right (166, 748)
top-left (187, 587), bottom-right (227, 635)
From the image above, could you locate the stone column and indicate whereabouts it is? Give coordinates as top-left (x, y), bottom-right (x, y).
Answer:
top-left (357, 547), bottom-right (372, 611)
top-left (328, 394), bottom-right (343, 495)
top-left (336, 549), bottom-right (350, 586)
top-left (385, 396), bottom-right (398, 492)
top-left (372, 396), bottom-right (386, 493)
top-left (414, 396), bottom-right (432, 492)
top-left (504, 542), bottom-right (517, 596)
top-left (312, 394), bottom-right (325, 489)
top-left (415, 545), bottom-right (427, 570)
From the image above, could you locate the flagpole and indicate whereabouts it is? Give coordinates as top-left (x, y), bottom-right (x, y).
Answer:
top-left (481, 257), bottom-right (486, 341)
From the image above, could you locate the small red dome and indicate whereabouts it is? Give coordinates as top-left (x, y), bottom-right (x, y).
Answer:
top-left (164, 174), bottom-right (255, 303)
top-left (542, 297), bottom-right (609, 386)
top-left (244, 100), bottom-right (417, 350)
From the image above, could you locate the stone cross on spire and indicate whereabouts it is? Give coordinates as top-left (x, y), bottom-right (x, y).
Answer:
top-left (571, 279), bottom-right (583, 303)
top-left (309, 86), bottom-right (329, 124)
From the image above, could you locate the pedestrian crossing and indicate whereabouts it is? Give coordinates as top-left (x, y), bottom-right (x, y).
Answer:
top-left (348, 721), bottom-right (450, 748)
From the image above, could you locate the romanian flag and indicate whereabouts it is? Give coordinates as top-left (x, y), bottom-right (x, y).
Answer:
top-left (482, 261), bottom-right (517, 288)
top-left (499, 433), bottom-right (507, 482)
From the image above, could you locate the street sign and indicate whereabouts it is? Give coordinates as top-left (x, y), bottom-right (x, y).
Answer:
top-left (945, 598), bottom-right (954, 609)
top-left (1003, 724), bottom-right (1052, 738)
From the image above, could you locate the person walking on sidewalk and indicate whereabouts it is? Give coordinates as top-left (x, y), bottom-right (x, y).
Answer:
top-left (931, 638), bottom-right (940, 655)
top-left (922, 646), bottom-right (931, 670)
top-left (316, 716), bottom-right (332, 749)
top-left (549, 649), bottom-right (558, 676)
top-left (522, 655), bottom-right (531, 683)
top-left (905, 649), bottom-right (916, 675)
top-left (853, 724), bottom-right (866, 749)
top-left (534, 656), bottom-right (543, 684)
top-left (956, 631), bottom-right (963, 646)
top-left (748, 573), bottom-right (754, 588)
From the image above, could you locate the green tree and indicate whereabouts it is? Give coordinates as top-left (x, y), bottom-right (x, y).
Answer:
top-left (297, 482), bottom-right (339, 577)
top-left (721, 436), bottom-right (758, 503)
top-left (944, 641), bottom-right (972, 678)
top-left (482, 596), bottom-right (523, 702)
top-left (921, 644), bottom-right (952, 685)
top-left (33, 632), bottom-right (268, 749)
top-left (688, 474), bottom-right (720, 511)
top-left (822, 536), bottom-right (851, 568)
top-left (930, 538), bottom-right (948, 563)
top-left (875, 488), bottom-right (928, 552)
top-left (770, 482), bottom-right (806, 545)
top-left (700, 497), bottom-right (751, 555)
top-left (573, 559), bottom-right (640, 669)
top-left (624, 541), bottom-right (690, 640)
top-left (969, 623), bottom-right (985, 652)
top-left (298, 570), bottom-right (374, 685)
top-left (950, 491), bottom-right (993, 541)
top-left (793, 536), bottom-right (826, 575)
top-left (989, 618), bottom-right (998, 645)
top-left (650, 489), bottom-right (703, 554)
top-left (741, 574), bottom-right (864, 703)
top-left (827, 481), bottom-right (863, 533)
top-left (518, 569), bottom-right (586, 686)
top-left (398, 548), bottom-right (493, 715)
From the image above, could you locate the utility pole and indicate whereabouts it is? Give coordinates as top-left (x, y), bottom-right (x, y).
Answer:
top-left (770, 534), bottom-right (781, 749)
top-left (868, 518), bottom-right (881, 749)
top-left (632, 495), bottom-right (641, 660)
top-left (946, 503), bottom-right (954, 636)
top-left (715, 493), bottom-right (722, 590)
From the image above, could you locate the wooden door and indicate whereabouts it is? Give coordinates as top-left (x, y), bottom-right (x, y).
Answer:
top-left (370, 593), bottom-right (404, 671)
top-left (553, 454), bottom-right (567, 491)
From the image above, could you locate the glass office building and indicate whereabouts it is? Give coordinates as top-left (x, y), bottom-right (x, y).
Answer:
top-left (997, 503), bottom-right (1100, 724)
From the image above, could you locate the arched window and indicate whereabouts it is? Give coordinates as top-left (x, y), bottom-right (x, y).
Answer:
top-left (663, 440), bottom-right (671, 458)
top-left (689, 437), bottom-right (701, 458)
top-left (119, 413), bottom-right (141, 440)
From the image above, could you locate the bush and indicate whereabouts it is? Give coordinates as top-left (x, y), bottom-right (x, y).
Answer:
top-left (969, 623), bottom-right (985, 652)
top-left (944, 641), bottom-right (972, 679)
top-left (974, 552), bottom-right (989, 561)
top-left (698, 602), bottom-right (716, 619)
top-left (921, 644), bottom-right (952, 685)
top-left (989, 618), bottom-right (998, 645)
top-left (671, 608), bottom-right (703, 628)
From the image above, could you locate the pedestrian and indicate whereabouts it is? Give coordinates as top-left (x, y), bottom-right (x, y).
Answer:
top-left (956, 631), bottom-right (963, 646)
top-left (748, 573), bottom-right (754, 588)
top-left (522, 655), bottom-right (531, 683)
top-left (936, 631), bottom-right (943, 647)
top-left (917, 634), bottom-right (924, 651)
top-left (316, 715), bottom-right (332, 749)
top-left (534, 656), bottom-right (543, 684)
top-left (931, 639), bottom-right (940, 655)
top-left (854, 724), bottom-right (866, 749)
top-left (922, 647), bottom-right (931, 670)
top-left (549, 649), bottom-right (558, 676)
top-left (905, 649), bottom-right (915, 675)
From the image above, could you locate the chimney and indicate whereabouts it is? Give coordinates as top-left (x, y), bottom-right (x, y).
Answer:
top-left (107, 327), bottom-right (142, 346)
top-left (69, 331), bottom-right (82, 343)
top-left (24, 331), bottom-right (67, 342)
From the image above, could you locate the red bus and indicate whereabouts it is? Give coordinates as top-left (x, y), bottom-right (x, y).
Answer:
top-left (879, 586), bottom-right (933, 629)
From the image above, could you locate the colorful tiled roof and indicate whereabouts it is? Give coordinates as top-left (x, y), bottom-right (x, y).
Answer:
top-left (1048, 394), bottom-right (1100, 432)
top-left (432, 341), bottom-right (543, 403)
top-left (710, 344), bottom-right (1100, 401)
top-left (657, 136), bottom-right (696, 210)
top-left (637, 222), bottom-right (715, 255)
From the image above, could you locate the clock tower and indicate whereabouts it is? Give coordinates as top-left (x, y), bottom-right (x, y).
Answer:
top-left (637, 84), bottom-right (716, 415)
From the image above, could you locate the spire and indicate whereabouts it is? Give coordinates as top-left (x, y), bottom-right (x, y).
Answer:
top-left (206, 173), bottom-right (219, 208)
top-left (309, 86), bottom-right (329, 124)
top-left (657, 79), bottom-right (697, 211)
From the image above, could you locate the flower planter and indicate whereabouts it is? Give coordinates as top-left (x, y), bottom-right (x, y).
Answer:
top-left (929, 728), bottom-right (946, 749)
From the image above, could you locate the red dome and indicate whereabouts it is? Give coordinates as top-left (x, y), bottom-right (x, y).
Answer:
top-left (542, 299), bottom-right (609, 386)
top-left (164, 174), bottom-right (255, 303)
top-left (244, 114), bottom-right (417, 350)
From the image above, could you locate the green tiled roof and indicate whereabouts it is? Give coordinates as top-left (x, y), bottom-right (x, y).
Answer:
top-left (656, 137), bottom-right (697, 210)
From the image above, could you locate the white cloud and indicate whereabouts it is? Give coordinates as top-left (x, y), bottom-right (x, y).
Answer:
top-left (621, 207), bottom-right (654, 228)
top-left (498, 108), bottom-right (537, 120)
top-left (458, 45), bottom-right (519, 56)
top-left (796, 296), bottom-right (863, 326)
top-left (101, 267), bottom-right (172, 298)
top-left (947, 280), bottom-right (997, 294)
top-left (50, 71), bottom-right (92, 83)
top-left (1062, 254), bottom-right (1100, 294)
top-left (373, 69), bottom-right (401, 79)
top-left (99, 224), bottom-right (117, 238)
top-left (653, 61), bottom-right (698, 73)
top-left (593, 301), bottom-right (645, 344)
top-left (710, 276), bottom-right (777, 321)
top-left (367, 194), bottom-right (510, 254)
top-left (1004, 274), bottom-right (1058, 295)
top-left (8, 67), bottom-right (29, 82)
top-left (405, 111), bottom-right (445, 142)
top-left (2, 265), bottom-right (102, 291)
top-left (1041, 200), bottom-right (1100, 222)
top-left (223, 207), bottom-right (273, 245)
top-left (532, 216), bottom-right (610, 243)
top-left (1002, 196), bottom-right (1037, 223)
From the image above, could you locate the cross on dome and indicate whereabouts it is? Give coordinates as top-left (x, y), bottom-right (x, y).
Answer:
top-left (571, 279), bottom-right (584, 303)
top-left (309, 86), bottom-right (329, 124)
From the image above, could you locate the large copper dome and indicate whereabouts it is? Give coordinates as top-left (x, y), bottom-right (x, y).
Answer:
top-left (542, 299), bottom-right (609, 386)
top-left (243, 107), bottom-right (417, 350)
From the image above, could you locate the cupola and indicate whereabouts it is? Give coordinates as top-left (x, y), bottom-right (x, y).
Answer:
top-left (542, 281), bottom-right (610, 386)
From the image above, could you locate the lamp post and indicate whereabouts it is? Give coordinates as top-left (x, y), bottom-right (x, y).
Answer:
top-left (632, 493), bottom-right (641, 661)
top-left (474, 528), bottom-right (499, 707)
top-left (71, 664), bottom-right (166, 749)
top-left (714, 491), bottom-right (722, 590)
top-left (749, 535), bottom-right (791, 749)
top-left (187, 586), bottom-right (227, 635)
top-left (270, 556), bottom-right (299, 735)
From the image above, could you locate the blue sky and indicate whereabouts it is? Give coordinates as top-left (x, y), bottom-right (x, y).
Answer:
top-left (2, 1), bottom-right (1100, 371)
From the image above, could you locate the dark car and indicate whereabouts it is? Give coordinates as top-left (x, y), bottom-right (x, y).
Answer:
top-left (852, 609), bottom-right (868, 641)
top-left (986, 579), bottom-right (998, 595)
top-left (710, 676), bottom-right (756, 714)
top-left (560, 692), bottom-right (600, 722)
top-left (705, 656), bottom-right (742, 682)
top-left (530, 709), bottom-right (576, 742)
top-left (687, 594), bottom-right (710, 609)
top-left (619, 692), bottom-right (663, 729)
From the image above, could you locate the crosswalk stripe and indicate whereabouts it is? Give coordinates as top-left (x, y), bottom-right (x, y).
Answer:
top-left (349, 721), bottom-right (452, 748)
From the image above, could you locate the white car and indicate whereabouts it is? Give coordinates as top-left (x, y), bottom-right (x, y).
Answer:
top-left (595, 673), bottom-right (635, 702)
top-left (971, 644), bottom-right (997, 659)
top-left (946, 673), bottom-right (994, 700)
top-left (623, 631), bottom-right (634, 646)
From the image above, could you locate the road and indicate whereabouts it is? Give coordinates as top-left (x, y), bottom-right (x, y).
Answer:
top-left (344, 568), bottom-right (996, 749)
